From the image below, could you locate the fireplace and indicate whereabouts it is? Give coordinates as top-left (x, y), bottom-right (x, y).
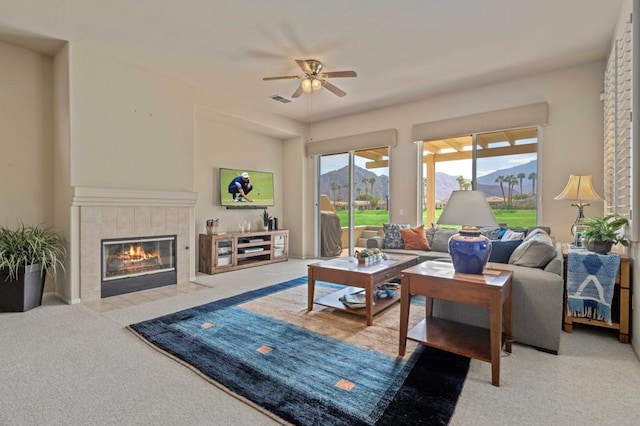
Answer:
top-left (101, 235), bottom-right (177, 298)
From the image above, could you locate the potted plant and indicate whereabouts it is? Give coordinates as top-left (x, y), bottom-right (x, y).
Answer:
top-left (261, 210), bottom-right (272, 231)
top-left (581, 214), bottom-right (629, 254)
top-left (0, 223), bottom-right (66, 312)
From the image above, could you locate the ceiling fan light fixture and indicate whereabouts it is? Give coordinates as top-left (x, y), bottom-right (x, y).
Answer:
top-left (301, 78), bottom-right (312, 93)
top-left (264, 59), bottom-right (357, 98)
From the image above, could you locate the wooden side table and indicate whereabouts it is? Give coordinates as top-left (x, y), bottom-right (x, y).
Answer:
top-left (398, 261), bottom-right (513, 387)
top-left (308, 254), bottom-right (419, 326)
top-left (562, 244), bottom-right (632, 343)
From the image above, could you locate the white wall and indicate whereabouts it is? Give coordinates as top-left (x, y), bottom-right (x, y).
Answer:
top-left (306, 61), bottom-right (606, 248)
top-left (192, 90), bottom-right (307, 258)
top-left (68, 44), bottom-right (195, 191)
top-left (194, 106), bottom-right (285, 247)
top-left (52, 43), bottom-right (74, 300)
top-left (0, 41), bottom-right (53, 226)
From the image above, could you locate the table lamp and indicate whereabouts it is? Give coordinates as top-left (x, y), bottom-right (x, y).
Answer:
top-left (437, 190), bottom-right (498, 274)
top-left (554, 174), bottom-right (603, 239)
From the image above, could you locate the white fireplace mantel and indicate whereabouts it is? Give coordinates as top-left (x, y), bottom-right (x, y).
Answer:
top-left (72, 187), bottom-right (198, 207)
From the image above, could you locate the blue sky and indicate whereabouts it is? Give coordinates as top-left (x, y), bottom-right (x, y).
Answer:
top-left (320, 154), bottom-right (388, 177)
top-left (319, 152), bottom-right (535, 179)
top-left (437, 153), bottom-right (536, 179)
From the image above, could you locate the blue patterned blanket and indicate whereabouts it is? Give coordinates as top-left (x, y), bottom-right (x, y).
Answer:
top-left (567, 251), bottom-right (620, 324)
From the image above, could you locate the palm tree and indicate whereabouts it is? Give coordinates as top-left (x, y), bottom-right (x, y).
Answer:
top-left (456, 175), bottom-right (466, 191)
top-left (507, 175), bottom-right (518, 204)
top-left (361, 177), bottom-right (369, 197)
top-left (528, 172), bottom-right (537, 196)
top-left (368, 177), bottom-right (376, 200)
top-left (330, 182), bottom-right (339, 205)
top-left (517, 172), bottom-right (526, 195)
top-left (362, 177), bottom-right (370, 208)
top-left (495, 176), bottom-right (506, 205)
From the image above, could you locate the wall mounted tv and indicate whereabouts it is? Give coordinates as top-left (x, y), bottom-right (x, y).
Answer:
top-left (219, 168), bottom-right (275, 208)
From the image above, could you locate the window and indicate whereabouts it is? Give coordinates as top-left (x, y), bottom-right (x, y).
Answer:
top-left (421, 127), bottom-right (538, 228)
top-left (604, 15), bottom-right (633, 235)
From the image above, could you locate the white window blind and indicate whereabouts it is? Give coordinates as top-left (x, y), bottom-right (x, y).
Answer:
top-left (604, 16), bottom-right (633, 232)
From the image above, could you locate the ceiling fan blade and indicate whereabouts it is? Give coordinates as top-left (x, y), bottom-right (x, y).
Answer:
top-left (322, 80), bottom-right (347, 97)
top-left (321, 70), bottom-right (357, 78)
top-left (291, 84), bottom-right (304, 98)
top-left (263, 75), bottom-right (300, 81)
top-left (295, 59), bottom-right (312, 74)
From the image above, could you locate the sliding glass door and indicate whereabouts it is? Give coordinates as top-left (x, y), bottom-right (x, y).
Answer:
top-left (317, 148), bottom-right (389, 257)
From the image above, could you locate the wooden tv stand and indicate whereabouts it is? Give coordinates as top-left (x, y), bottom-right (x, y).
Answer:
top-left (199, 230), bottom-right (288, 274)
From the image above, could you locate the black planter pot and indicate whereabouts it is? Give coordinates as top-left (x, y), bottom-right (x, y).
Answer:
top-left (0, 263), bottom-right (46, 312)
top-left (587, 240), bottom-right (614, 255)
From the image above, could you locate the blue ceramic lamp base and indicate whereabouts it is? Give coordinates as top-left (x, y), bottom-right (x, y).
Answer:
top-left (448, 228), bottom-right (493, 274)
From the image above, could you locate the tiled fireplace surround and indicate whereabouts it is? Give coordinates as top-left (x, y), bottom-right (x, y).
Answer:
top-left (73, 187), bottom-right (197, 303)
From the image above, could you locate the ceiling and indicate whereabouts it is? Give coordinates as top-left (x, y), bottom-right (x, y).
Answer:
top-left (0, 0), bottom-right (626, 124)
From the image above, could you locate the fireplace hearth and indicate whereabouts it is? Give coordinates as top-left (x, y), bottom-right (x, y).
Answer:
top-left (101, 235), bottom-right (177, 298)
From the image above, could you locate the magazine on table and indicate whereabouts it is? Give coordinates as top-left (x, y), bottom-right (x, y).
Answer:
top-left (339, 290), bottom-right (368, 309)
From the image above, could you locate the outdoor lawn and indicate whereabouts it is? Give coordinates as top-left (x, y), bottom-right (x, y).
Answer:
top-left (336, 209), bottom-right (536, 228)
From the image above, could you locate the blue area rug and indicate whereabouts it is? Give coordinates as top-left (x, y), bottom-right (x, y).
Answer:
top-left (129, 277), bottom-right (469, 425)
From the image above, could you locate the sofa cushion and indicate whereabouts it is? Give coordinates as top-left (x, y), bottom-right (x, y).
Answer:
top-left (427, 227), bottom-right (458, 252)
top-left (527, 226), bottom-right (551, 236)
top-left (489, 240), bottom-right (523, 263)
top-left (501, 229), bottom-right (525, 241)
top-left (509, 229), bottom-right (556, 268)
top-left (383, 223), bottom-right (410, 249)
top-left (399, 225), bottom-right (430, 250)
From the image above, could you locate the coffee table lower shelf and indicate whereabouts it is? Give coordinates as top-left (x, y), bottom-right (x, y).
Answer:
top-left (406, 317), bottom-right (506, 363)
top-left (314, 286), bottom-right (400, 317)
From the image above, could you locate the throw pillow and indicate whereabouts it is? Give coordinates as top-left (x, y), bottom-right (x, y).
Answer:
top-left (430, 227), bottom-right (459, 252)
top-left (508, 231), bottom-right (557, 268)
top-left (488, 240), bottom-right (523, 264)
top-left (424, 227), bottom-right (437, 246)
top-left (479, 226), bottom-right (501, 240)
top-left (383, 223), bottom-right (410, 249)
top-left (399, 225), bottom-right (431, 250)
top-left (496, 226), bottom-right (509, 239)
top-left (501, 229), bottom-right (525, 241)
top-left (523, 227), bottom-right (550, 241)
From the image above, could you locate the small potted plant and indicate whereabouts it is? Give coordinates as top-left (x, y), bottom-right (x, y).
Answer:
top-left (581, 214), bottom-right (629, 254)
top-left (0, 223), bottom-right (66, 312)
top-left (261, 209), bottom-right (272, 231)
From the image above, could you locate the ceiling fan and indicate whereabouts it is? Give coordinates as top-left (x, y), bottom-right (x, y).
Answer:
top-left (263, 59), bottom-right (357, 98)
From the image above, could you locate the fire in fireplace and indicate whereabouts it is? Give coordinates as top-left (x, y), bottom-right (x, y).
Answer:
top-left (101, 235), bottom-right (177, 298)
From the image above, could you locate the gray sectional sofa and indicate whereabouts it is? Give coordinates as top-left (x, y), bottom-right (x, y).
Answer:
top-left (367, 226), bottom-right (565, 354)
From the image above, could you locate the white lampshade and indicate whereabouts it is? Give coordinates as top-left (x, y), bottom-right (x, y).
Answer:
top-left (554, 174), bottom-right (603, 240)
top-left (301, 78), bottom-right (312, 93)
top-left (554, 174), bottom-right (603, 203)
top-left (311, 78), bottom-right (322, 91)
top-left (437, 190), bottom-right (498, 227)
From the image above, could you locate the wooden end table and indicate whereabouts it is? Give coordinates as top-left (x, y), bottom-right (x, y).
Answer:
top-left (307, 254), bottom-right (419, 326)
top-left (399, 261), bottom-right (513, 387)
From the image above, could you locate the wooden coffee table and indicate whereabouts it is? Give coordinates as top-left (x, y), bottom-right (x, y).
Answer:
top-left (398, 261), bottom-right (513, 386)
top-left (307, 254), bottom-right (419, 326)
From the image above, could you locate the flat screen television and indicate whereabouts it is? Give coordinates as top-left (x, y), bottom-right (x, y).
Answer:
top-left (219, 168), bottom-right (275, 208)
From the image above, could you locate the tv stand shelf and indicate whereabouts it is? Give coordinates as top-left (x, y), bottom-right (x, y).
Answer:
top-left (199, 230), bottom-right (288, 274)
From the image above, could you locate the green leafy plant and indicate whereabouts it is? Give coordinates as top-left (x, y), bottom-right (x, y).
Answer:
top-left (581, 215), bottom-right (629, 246)
top-left (261, 210), bottom-right (272, 226)
top-left (0, 223), bottom-right (67, 280)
